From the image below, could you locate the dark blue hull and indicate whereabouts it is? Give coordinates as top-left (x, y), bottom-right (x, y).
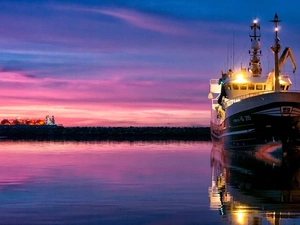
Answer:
top-left (211, 99), bottom-right (300, 148)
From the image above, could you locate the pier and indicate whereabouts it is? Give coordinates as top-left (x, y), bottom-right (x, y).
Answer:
top-left (0, 126), bottom-right (211, 141)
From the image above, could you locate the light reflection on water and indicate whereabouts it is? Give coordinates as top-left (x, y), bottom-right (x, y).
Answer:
top-left (0, 140), bottom-right (218, 225)
top-left (209, 140), bottom-right (300, 225)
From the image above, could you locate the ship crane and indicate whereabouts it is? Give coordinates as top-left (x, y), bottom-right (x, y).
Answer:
top-left (277, 47), bottom-right (296, 73)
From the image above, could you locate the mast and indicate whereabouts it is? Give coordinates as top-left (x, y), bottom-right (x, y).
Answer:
top-left (270, 13), bottom-right (282, 92)
top-left (249, 19), bottom-right (262, 77)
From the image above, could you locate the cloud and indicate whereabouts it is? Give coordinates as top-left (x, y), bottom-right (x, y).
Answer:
top-left (0, 2), bottom-right (224, 127)
top-left (56, 4), bottom-right (193, 37)
top-left (0, 68), bottom-right (210, 127)
top-left (97, 8), bottom-right (189, 36)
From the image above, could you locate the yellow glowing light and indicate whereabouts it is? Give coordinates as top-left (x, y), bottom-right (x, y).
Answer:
top-left (254, 19), bottom-right (257, 24)
top-left (235, 73), bottom-right (247, 83)
top-left (236, 210), bottom-right (246, 224)
top-left (278, 76), bottom-right (285, 85)
top-left (275, 27), bottom-right (278, 32)
top-left (236, 74), bottom-right (243, 79)
top-left (279, 80), bottom-right (285, 85)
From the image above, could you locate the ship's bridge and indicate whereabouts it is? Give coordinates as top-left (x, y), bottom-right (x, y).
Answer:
top-left (223, 72), bottom-right (292, 99)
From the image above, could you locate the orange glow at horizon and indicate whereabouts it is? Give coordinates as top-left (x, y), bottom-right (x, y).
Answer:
top-left (0, 71), bottom-right (210, 127)
top-left (0, 105), bottom-right (210, 127)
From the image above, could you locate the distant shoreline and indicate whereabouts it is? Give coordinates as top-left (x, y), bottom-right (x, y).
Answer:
top-left (0, 126), bottom-right (211, 141)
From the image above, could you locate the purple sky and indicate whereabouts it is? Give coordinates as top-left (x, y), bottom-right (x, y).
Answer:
top-left (0, 0), bottom-right (299, 126)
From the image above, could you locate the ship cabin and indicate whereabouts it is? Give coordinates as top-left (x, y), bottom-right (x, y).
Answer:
top-left (220, 69), bottom-right (292, 101)
top-left (208, 68), bottom-right (292, 123)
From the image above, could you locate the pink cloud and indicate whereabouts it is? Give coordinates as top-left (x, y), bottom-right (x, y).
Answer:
top-left (0, 69), bottom-right (210, 127)
top-left (0, 3), bottom-right (218, 127)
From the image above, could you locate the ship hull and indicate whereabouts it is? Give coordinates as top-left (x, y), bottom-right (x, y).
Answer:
top-left (211, 92), bottom-right (300, 147)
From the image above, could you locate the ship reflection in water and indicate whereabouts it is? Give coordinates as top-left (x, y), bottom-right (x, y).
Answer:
top-left (209, 139), bottom-right (300, 224)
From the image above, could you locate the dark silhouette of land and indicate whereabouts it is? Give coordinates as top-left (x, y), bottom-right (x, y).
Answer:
top-left (0, 126), bottom-right (210, 141)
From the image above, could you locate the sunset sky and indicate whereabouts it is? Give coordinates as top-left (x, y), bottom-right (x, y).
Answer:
top-left (0, 0), bottom-right (299, 127)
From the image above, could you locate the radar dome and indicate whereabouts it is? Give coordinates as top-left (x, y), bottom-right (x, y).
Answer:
top-left (252, 39), bottom-right (260, 50)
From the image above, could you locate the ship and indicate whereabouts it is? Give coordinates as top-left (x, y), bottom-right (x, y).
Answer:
top-left (208, 14), bottom-right (300, 146)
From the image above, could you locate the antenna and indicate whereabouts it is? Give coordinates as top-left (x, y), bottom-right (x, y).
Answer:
top-left (270, 13), bottom-right (282, 91)
top-left (248, 18), bottom-right (262, 77)
top-left (232, 30), bottom-right (235, 71)
top-left (226, 43), bottom-right (229, 72)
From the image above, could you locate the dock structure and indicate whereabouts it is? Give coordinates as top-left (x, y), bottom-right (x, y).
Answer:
top-left (0, 126), bottom-right (210, 141)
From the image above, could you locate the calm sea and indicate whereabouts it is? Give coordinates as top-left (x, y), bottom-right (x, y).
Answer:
top-left (1, 140), bottom-right (300, 224)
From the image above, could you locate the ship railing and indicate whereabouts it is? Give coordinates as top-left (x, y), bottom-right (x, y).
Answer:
top-left (224, 90), bottom-right (274, 108)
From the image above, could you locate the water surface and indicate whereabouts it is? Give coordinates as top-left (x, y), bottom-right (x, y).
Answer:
top-left (210, 140), bottom-right (300, 225)
top-left (0, 141), bottom-right (218, 225)
top-left (4, 140), bottom-right (300, 224)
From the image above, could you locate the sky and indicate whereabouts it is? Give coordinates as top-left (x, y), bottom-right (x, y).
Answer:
top-left (0, 0), bottom-right (299, 127)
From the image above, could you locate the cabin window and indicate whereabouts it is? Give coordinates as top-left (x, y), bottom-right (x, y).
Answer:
top-left (248, 84), bottom-right (255, 90)
top-left (256, 84), bottom-right (263, 90)
top-left (264, 85), bottom-right (266, 90)
top-left (280, 85), bottom-right (285, 90)
top-left (233, 84), bottom-right (239, 90)
top-left (240, 84), bottom-right (247, 90)
top-left (286, 85), bottom-right (290, 90)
